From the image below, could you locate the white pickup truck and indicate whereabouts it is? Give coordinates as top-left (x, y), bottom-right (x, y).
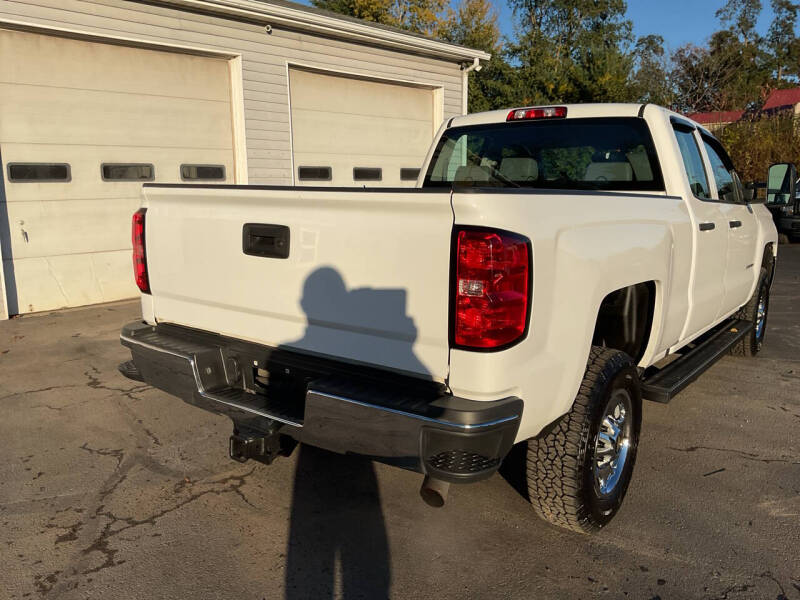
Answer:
top-left (120, 103), bottom-right (778, 533)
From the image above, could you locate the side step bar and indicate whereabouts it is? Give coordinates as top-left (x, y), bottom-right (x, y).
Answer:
top-left (642, 318), bottom-right (752, 403)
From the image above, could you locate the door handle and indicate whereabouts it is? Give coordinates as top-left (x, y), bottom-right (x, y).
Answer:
top-left (699, 222), bottom-right (716, 231)
top-left (242, 224), bottom-right (290, 259)
top-left (729, 220), bottom-right (742, 228)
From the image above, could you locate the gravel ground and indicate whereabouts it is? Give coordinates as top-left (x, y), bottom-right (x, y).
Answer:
top-left (1, 247), bottom-right (798, 600)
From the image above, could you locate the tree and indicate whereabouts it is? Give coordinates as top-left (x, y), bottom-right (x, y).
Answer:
top-left (437, 0), bottom-right (515, 111)
top-left (311, 0), bottom-right (445, 35)
top-left (392, 0), bottom-right (447, 36)
top-left (311, 0), bottom-right (397, 26)
top-left (767, 0), bottom-right (800, 83)
top-left (505, 0), bottom-right (636, 104)
top-left (671, 0), bottom-right (773, 112)
top-left (716, 0), bottom-right (762, 46)
top-left (630, 35), bottom-right (673, 106)
top-left (670, 43), bottom-right (740, 112)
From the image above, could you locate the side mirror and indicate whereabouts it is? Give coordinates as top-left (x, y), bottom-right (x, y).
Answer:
top-left (767, 162), bottom-right (797, 205)
top-left (742, 184), bottom-right (756, 202)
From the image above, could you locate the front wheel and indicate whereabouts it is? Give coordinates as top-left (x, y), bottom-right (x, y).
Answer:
top-left (731, 267), bottom-right (769, 357)
top-left (526, 347), bottom-right (642, 533)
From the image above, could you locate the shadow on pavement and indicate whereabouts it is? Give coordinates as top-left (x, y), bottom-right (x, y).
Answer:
top-left (285, 446), bottom-right (391, 599)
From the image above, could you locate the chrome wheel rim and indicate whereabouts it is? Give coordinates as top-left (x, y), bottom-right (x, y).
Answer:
top-left (593, 389), bottom-right (633, 497)
top-left (755, 293), bottom-right (767, 339)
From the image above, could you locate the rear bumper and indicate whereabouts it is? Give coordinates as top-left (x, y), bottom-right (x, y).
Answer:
top-left (120, 321), bottom-right (522, 483)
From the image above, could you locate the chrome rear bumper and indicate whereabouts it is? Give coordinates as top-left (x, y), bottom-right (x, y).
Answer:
top-left (120, 321), bottom-right (522, 483)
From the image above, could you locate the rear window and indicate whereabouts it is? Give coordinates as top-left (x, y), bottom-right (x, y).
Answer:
top-left (422, 117), bottom-right (664, 191)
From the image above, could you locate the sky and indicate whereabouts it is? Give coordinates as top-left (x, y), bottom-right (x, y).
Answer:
top-left (495, 0), bottom-right (778, 51)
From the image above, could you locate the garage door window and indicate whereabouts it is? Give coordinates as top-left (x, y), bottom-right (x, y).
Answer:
top-left (298, 166), bottom-right (332, 181)
top-left (7, 163), bottom-right (71, 182)
top-left (400, 168), bottom-right (420, 181)
top-left (101, 164), bottom-right (154, 181)
top-left (353, 167), bottom-right (382, 181)
top-left (181, 164), bottom-right (226, 181)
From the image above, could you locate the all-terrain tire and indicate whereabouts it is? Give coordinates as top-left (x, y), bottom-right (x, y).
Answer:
top-left (526, 347), bottom-right (642, 534)
top-left (731, 267), bottom-right (769, 357)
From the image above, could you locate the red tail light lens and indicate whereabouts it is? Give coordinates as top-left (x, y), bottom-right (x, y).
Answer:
top-left (454, 229), bottom-right (530, 349)
top-left (506, 106), bottom-right (567, 121)
top-left (132, 208), bottom-right (150, 294)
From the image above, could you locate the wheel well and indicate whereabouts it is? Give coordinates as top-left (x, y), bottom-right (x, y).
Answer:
top-left (591, 282), bottom-right (656, 363)
top-left (762, 243), bottom-right (775, 287)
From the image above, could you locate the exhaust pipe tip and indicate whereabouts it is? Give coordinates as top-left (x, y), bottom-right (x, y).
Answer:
top-left (420, 475), bottom-right (450, 508)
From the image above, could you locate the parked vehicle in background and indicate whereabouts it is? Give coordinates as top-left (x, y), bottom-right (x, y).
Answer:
top-left (119, 103), bottom-right (778, 533)
top-left (765, 162), bottom-right (800, 243)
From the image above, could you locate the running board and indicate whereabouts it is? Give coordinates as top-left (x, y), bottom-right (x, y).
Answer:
top-left (641, 319), bottom-right (752, 403)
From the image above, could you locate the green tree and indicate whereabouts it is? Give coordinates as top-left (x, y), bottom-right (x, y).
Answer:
top-left (671, 1), bottom-right (772, 112)
top-left (767, 0), bottom-right (800, 83)
top-left (630, 35), bottom-right (673, 106)
top-left (716, 0), bottom-right (763, 46)
top-left (506, 0), bottom-right (635, 104)
top-left (437, 0), bottom-right (515, 111)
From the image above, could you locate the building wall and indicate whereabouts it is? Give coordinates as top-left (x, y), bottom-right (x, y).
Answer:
top-left (0, 0), bottom-right (465, 184)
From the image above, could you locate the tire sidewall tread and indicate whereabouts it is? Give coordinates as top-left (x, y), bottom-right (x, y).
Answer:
top-left (527, 346), bottom-right (642, 534)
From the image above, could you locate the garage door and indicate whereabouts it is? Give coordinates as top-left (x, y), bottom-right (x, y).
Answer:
top-left (0, 29), bottom-right (235, 316)
top-left (289, 68), bottom-right (437, 187)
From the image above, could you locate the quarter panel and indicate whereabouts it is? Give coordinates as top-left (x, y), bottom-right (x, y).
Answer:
top-left (449, 191), bottom-right (692, 440)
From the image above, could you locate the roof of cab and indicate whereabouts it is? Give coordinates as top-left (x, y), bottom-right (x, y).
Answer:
top-left (447, 103), bottom-right (716, 137)
top-left (448, 103), bottom-right (650, 128)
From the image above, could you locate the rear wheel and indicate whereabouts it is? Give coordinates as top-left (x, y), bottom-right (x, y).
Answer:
top-left (526, 347), bottom-right (642, 533)
top-left (731, 267), bottom-right (769, 357)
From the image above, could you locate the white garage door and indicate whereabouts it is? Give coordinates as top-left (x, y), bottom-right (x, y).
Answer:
top-left (0, 29), bottom-right (235, 316)
top-left (289, 68), bottom-right (437, 187)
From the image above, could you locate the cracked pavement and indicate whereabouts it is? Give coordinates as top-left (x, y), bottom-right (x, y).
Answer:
top-left (2, 246), bottom-right (799, 599)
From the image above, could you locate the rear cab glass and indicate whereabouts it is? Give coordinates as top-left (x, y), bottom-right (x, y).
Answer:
top-left (422, 117), bottom-right (664, 191)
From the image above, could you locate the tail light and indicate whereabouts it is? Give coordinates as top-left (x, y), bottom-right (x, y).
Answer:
top-left (453, 228), bottom-right (530, 349)
top-left (132, 208), bottom-right (150, 294)
top-left (506, 106), bottom-right (566, 121)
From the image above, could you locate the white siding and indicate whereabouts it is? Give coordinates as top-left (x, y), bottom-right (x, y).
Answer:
top-left (0, 0), bottom-right (465, 185)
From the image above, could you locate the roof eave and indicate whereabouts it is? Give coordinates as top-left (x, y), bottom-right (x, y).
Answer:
top-left (159, 0), bottom-right (491, 62)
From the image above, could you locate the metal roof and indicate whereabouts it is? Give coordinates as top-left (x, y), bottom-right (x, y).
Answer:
top-left (162, 0), bottom-right (491, 62)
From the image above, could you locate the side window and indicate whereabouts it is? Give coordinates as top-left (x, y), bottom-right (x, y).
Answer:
top-left (701, 137), bottom-right (741, 203)
top-left (673, 126), bottom-right (710, 199)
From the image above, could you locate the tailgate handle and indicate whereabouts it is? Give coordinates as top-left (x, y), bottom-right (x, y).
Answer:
top-left (242, 224), bottom-right (290, 259)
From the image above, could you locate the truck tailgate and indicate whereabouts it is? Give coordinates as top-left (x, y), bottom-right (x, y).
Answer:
top-left (142, 186), bottom-right (454, 381)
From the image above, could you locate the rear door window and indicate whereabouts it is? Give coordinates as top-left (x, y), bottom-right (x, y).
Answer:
top-left (701, 136), bottom-right (741, 203)
top-left (673, 126), bottom-right (711, 199)
top-left (422, 117), bottom-right (664, 191)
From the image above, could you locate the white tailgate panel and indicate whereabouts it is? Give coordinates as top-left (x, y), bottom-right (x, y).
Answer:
top-left (144, 187), bottom-right (453, 380)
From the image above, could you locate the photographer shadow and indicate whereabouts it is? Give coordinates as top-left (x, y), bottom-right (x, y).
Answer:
top-left (283, 267), bottom-right (432, 599)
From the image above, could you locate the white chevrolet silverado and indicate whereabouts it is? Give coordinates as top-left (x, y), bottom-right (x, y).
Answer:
top-left (120, 103), bottom-right (778, 533)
